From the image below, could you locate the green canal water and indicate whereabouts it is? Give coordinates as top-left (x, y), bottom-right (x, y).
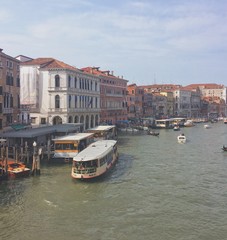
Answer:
top-left (0, 122), bottom-right (227, 240)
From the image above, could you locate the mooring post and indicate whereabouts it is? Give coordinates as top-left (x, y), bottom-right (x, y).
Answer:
top-left (47, 139), bottom-right (50, 161)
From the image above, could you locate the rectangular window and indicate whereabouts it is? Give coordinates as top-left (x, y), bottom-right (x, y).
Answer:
top-left (41, 118), bottom-right (46, 124)
top-left (31, 117), bottom-right (36, 124)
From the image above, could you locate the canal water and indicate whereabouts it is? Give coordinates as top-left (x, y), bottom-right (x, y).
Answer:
top-left (0, 122), bottom-right (227, 240)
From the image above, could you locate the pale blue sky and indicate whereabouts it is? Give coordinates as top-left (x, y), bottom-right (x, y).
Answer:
top-left (1, 0), bottom-right (227, 86)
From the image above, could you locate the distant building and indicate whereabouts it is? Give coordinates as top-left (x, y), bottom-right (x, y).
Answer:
top-left (186, 83), bottom-right (227, 117)
top-left (127, 84), bottom-right (144, 119)
top-left (82, 67), bottom-right (128, 124)
top-left (0, 48), bottom-right (21, 131)
top-left (20, 58), bottom-right (100, 130)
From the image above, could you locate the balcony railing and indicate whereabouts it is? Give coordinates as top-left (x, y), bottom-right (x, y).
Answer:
top-left (48, 108), bottom-right (100, 113)
top-left (3, 108), bottom-right (13, 114)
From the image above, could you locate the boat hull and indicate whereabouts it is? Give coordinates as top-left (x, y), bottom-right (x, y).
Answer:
top-left (8, 168), bottom-right (30, 178)
top-left (72, 154), bottom-right (118, 179)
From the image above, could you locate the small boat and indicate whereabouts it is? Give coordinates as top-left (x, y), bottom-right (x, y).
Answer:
top-left (222, 145), bottom-right (227, 151)
top-left (173, 125), bottom-right (180, 131)
top-left (71, 140), bottom-right (118, 180)
top-left (224, 118), bottom-right (227, 124)
top-left (177, 133), bottom-right (186, 143)
top-left (204, 124), bottom-right (211, 129)
top-left (7, 161), bottom-right (30, 178)
top-left (147, 130), bottom-right (159, 136)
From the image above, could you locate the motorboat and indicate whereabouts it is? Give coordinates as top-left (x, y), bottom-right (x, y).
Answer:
top-left (7, 161), bottom-right (30, 178)
top-left (204, 124), bottom-right (211, 129)
top-left (222, 145), bottom-right (227, 151)
top-left (173, 125), bottom-right (180, 131)
top-left (177, 133), bottom-right (186, 143)
top-left (147, 130), bottom-right (159, 136)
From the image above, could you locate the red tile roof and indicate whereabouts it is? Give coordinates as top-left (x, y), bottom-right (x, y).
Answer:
top-left (21, 58), bottom-right (77, 71)
top-left (185, 83), bottom-right (224, 89)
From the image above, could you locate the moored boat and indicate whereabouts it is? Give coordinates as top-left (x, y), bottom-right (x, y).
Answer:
top-left (184, 120), bottom-right (195, 127)
top-left (71, 140), bottom-right (118, 180)
top-left (51, 133), bottom-right (94, 163)
top-left (7, 161), bottom-right (30, 178)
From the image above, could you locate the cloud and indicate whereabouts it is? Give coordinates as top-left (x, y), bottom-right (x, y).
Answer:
top-left (1, 0), bottom-right (227, 85)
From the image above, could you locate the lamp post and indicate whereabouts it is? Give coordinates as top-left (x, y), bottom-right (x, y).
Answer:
top-left (31, 141), bottom-right (40, 176)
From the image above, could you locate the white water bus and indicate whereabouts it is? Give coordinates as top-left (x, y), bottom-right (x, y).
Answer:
top-left (51, 133), bottom-right (94, 163)
top-left (71, 140), bottom-right (118, 179)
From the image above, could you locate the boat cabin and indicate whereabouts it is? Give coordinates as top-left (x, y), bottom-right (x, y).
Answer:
top-left (86, 125), bottom-right (117, 141)
top-left (51, 133), bottom-right (94, 162)
top-left (154, 118), bottom-right (186, 129)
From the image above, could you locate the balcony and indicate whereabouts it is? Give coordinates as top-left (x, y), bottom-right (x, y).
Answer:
top-left (48, 108), bottom-right (100, 114)
top-left (3, 108), bottom-right (13, 114)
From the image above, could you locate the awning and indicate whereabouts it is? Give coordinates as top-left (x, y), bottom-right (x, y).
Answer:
top-left (11, 124), bottom-right (28, 131)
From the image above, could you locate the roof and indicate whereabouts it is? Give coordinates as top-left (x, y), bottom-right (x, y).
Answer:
top-left (86, 125), bottom-right (115, 132)
top-left (185, 83), bottom-right (224, 89)
top-left (21, 57), bottom-right (77, 71)
top-left (1, 124), bottom-right (83, 138)
top-left (52, 133), bottom-right (94, 142)
top-left (73, 140), bottom-right (117, 162)
top-left (81, 66), bottom-right (128, 81)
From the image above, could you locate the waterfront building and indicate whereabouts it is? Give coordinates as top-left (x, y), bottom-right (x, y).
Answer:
top-left (183, 85), bottom-right (201, 118)
top-left (127, 84), bottom-right (144, 119)
top-left (81, 67), bottom-right (128, 124)
top-left (159, 91), bottom-right (174, 117)
top-left (20, 58), bottom-right (100, 130)
top-left (0, 48), bottom-right (21, 131)
top-left (173, 87), bottom-right (192, 118)
top-left (151, 92), bottom-right (168, 118)
top-left (142, 92), bottom-right (153, 117)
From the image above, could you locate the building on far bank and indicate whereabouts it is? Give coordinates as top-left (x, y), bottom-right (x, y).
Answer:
top-left (0, 48), bottom-right (21, 131)
top-left (127, 84), bottom-right (144, 119)
top-left (20, 58), bottom-right (100, 130)
top-left (81, 67), bottom-right (128, 124)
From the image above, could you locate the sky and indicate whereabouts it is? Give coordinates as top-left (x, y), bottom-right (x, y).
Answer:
top-left (0, 0), bottom-right (227, 86)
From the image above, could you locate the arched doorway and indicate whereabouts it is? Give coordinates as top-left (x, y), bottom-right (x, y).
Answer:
top-left (68, 116), bottom-right (72, 123)
top-left (90, 115), bottom-right (94, 128)
top-left (74, 115), bottom-right (79, 123)
top-left (95, 115), bottom-right (99, 126)
top-left (85, 115), bottom-right (89, 129)
top-left (80, 115), bottom-right (84, 132)
top-left (53, 116), bottom-right (62, 125)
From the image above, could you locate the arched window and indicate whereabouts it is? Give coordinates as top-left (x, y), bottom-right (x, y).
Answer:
top-left (55, 95), bottom-right (60, 108)
top-left (55, 75), bottom-right (60, 87)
